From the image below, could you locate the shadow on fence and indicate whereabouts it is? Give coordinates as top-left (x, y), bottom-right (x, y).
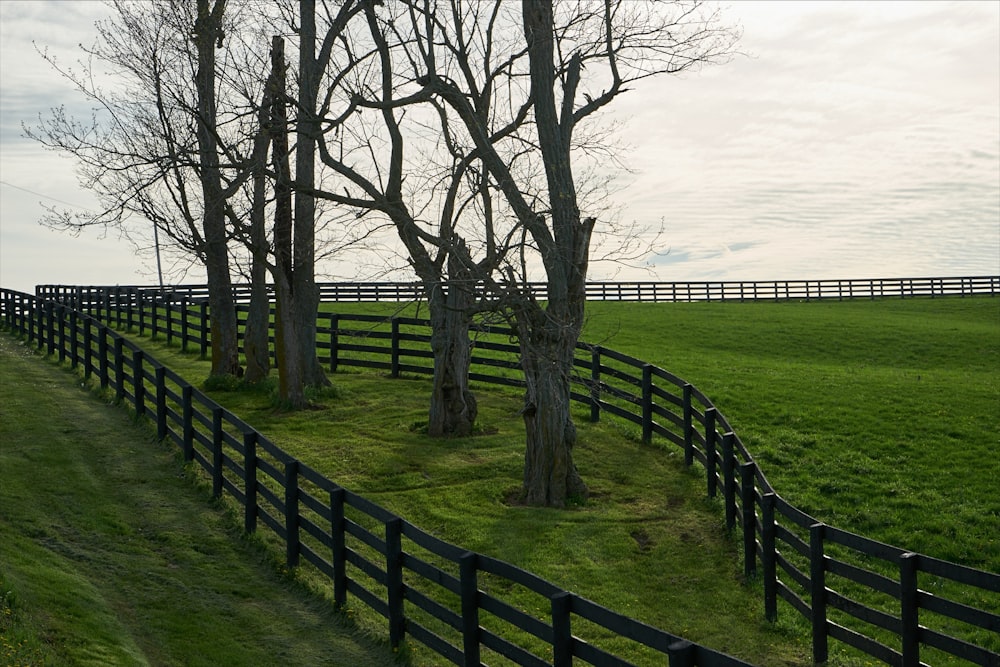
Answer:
top-left (3, 284), bottom-right (999, 667)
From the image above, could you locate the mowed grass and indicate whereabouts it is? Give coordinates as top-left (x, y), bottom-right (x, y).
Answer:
top-left (579, 297), bottom-right (1000, 574)
top-left (0, 335), bottom-right (399, 667)
top-left (5, 295), bottom-right (997, 666)
top-left (89, 315), bottom-right (813, 664)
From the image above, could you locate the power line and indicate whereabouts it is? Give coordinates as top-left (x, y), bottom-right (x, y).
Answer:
top-left (0, 180), bottom-right (95, 212)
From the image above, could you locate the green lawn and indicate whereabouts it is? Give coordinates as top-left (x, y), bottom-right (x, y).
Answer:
top-left (0, 335), bottom-right (399, 667)
top-left (580, 298), bottom-right (1000, 573)
top-left (4, 295), bottom-right (997, 666)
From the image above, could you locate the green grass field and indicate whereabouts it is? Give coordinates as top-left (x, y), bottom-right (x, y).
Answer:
top-left (0, 336), bottom-right (398, 667)
top-left (2, 295), bottom-right (997, 666)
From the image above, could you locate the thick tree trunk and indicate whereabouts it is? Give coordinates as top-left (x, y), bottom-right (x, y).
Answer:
top-left (242, 167), bottom-right (271, 384)
top-left (294, 0), bottom-right (329, 390)
top-left (274, 276), bottom-right (304, 407)
top-left (243, 46), bottom-right (275, 385)
top-left (268, 35), bottom-right (306, 409)
top-left (518, 307), bottom-right (588, 507)
top-left (195, 0), bottom-right (239, 378)
top-left (204, 237), bottom-right (240, 377)
top-left (426, 275), bottom-right (477, 437)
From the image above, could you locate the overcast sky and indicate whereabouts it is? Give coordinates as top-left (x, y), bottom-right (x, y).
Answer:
top-left (1, 1), bottom-right (998, 294)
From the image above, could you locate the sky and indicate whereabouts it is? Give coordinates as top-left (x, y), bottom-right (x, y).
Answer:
top-left (1, 0), bottom-right (998, 294)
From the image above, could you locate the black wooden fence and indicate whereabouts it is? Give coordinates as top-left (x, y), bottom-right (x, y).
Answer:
top-left (35, 274), bottom-right (1000, 306)
top-left (4, 285), bottom-right (999, 666)
top-left (1, 288), bottom-right (752, 667)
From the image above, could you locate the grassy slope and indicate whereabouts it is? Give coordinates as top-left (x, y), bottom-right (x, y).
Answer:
top-left (580, 298), bottom-right (1000, 573)
top-left (0, 335), bottom-right (399, 667)
top-left (4, 296), bottom-right (996, 666)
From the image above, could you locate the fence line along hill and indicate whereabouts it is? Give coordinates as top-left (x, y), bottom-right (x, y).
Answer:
top-left (3, 278), bottom-right (998, 667)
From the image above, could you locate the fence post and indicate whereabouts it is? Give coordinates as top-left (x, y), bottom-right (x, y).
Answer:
top-left (460, 552), bottom-right (481, 666)
top-left (199, 302), bottom-right (209, 358)
top-left (705, 408), bottom-right (718, 497)
top-left (741, 462), bottom-right (757, 578)
top-left (98, 328), bottom-right (109, 389)
top-left (551, 591), bottom-right (573, 667)
top-left (137, 289), bottom-right (146, 336)
top-left (127, 288), bottom-right (135, 331)
top-left (133, 350), bottom-right (145, 418)
top-left (330, 487), bottom-right (347, 607)
top-left (212, 407), bottom-right (224, 498)
top-left (82, 317), bottom-right (93, 379)
top-left (285, 459), bottom-right (300, 568)
top-left (69, 309), bottom-right (78, 368)
top-left (180, 296), bottom-right (189, 352)
top-left (641, 364), bottom-right (653, 444)
top-left (810, 523), bottom-right (828, 663)
top-left (182, 385), bottom-right (194, 461)
top-left (155, 366), bottom-right (167, 440)
top-left (390, 317), bottom-right (400, 378)
top-left (682, 384), bottom-right (694, 467)
top-left (164, 293), bottom-right (173, 345)
top-left (762, 493), bottom-right (777, 622)
top-left (35, 301), bottom-right (45, 351)
top-left (244, 430), bottom-right (258, 534)
top-left (900, 552), bottom-right (920, 667)
top-left (45, 302), bottom-right (55, 355)
top-left (152, 292), bottom-right (161, 339)
top-left (114, 337), bottom-right (125, 403)
top-left (57, 304), bottom-right (68, 362)
top-left (722, 432), bottom-right (736, 530)
top-left (385, 517), bottom-right (406, 648)
top-left (590, 346), bottom-right (601, 422)
top-left (666, 640), bottom-right (695, 667)
top-left (329, 313), bottom-right (339, 373)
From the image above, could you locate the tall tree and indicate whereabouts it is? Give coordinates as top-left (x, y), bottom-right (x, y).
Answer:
top-left (291, 0), bottom-right (328, 390)
top-left (28, 0), bottom-right (273, 379)
top-left (193, 0), bottom-right (241, 377)
top-left (359, 0), bottom-right (738, 505)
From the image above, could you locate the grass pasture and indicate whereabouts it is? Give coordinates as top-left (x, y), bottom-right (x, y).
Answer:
top-left (0, 335), bottom-right (398, 667)
top-left (2, 295), bottom-right (997, 666)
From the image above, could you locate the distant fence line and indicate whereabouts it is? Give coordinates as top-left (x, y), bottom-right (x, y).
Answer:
top-left (4, 285), bottom-right (999, 666)
top-left (35, 274), bottom-right (1000, 306)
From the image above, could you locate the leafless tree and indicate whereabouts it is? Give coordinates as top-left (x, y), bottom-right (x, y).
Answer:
top-left (349, 0), bottom-right (739, 505)
top-left (26, 0), bottom-right (273, 377)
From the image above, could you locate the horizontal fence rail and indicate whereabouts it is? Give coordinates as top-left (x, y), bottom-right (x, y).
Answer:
top-left (2, 287), bottom-right (752, 667)
top-left (5, 283), bottom-right (999, 667)
top-left (36, 275), bottom-right (1000, 307)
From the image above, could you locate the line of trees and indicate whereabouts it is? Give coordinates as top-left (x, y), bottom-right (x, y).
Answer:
top-left (27, 0), bottom-right (738, 507)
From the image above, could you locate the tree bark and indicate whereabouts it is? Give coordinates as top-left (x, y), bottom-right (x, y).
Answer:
top-left (293, 0), bottom-right (329, 390)
top-left (243, 63), bottom-right (274, 385)
top-left (515, 0), bottom-right (593, 506)
top-left (194, 0), bottom-right (239, 378)
top-left (269, 35), bottom-right (306, 408)
top-left (426, 263), bottom-right (477, 437)
top-left (516, 301), bottom-right (588, 507)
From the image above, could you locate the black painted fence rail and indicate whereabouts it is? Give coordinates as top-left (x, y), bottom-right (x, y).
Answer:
top-left (4, 283), bottom-right (999, 666)
top-left (35, 274), bottom-right (1000, 306)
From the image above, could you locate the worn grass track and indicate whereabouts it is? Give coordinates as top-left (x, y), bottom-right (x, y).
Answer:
top-left (0, 335), bottom-right (399, 667)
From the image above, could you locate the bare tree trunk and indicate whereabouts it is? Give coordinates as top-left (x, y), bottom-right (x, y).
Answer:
top-left (293, 0), bottom-right (329, 389)
top-left (194, 0), bottom-right (239, 378)
top-left (243, 66), bottom-right (275, 385)
top-left (426, 264), bottom-right (477, 437)
top-left (269, 35), bottom-right (306, 408)
top-left (516, 301), bottom-right (588, 507)
top-left (242, 147), bottom-right (271, 383)
top-left (515, 0), bottom-right (594, 506)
